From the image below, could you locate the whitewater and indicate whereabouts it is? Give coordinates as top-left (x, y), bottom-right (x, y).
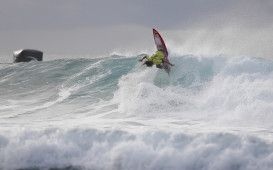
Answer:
top-left (1, 53), bottom-right (273, 170)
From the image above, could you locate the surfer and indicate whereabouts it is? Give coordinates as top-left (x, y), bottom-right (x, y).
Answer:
top-left (139, 28), bottom-right (174, 74)
top-left (139, 50), bottom-right (175, 72)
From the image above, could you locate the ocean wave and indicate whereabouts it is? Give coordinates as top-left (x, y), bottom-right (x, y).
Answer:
top-left (1, 54), bottom-right (273, 169)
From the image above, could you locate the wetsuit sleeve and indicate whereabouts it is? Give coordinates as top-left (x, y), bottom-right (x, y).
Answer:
top-left (146, 56), bottom-right (152, 61)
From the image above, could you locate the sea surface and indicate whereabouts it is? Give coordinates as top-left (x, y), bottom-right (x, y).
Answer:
top-left (1, 54), bottom-right (273, 170)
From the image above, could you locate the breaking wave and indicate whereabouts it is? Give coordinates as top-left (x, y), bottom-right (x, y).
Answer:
top-left (1, 54), bottom-right (273, 170)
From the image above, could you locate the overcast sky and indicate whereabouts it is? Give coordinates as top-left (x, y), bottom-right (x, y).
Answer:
top-left (0, 0), bottom-right (272, 60)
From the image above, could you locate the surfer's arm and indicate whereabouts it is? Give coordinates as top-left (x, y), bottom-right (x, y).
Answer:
top-left (164, 58), bottom-right (175, 66)
top-left (139, 56), bottom-right (147, 62)
top-left (139, 56), bottom-right (152, 62)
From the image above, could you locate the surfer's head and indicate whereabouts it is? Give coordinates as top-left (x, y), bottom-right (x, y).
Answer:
top-left (144, 60), bottom-right (153, 67)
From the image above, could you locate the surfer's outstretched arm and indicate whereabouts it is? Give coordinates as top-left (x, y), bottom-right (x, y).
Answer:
top-left (139, 56), bottom-right (147, 62)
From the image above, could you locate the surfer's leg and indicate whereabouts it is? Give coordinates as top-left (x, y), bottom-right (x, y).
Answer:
top-left (164, 64), bottom-right (170, 75)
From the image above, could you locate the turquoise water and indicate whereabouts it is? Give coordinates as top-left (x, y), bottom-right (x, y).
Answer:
top-left (1, 54), bottom-right (273, 170)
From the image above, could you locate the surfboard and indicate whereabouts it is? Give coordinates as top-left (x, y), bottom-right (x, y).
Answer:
top-left (153, 28), bottom-right (168, 58)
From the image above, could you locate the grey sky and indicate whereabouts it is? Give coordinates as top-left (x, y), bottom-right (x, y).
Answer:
top-left (2, 0), bottom-right (272, 30)
top-left (0, 0), bottom-right (272, 61)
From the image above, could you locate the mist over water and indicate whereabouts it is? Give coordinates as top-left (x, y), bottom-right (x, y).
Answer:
top-left (1, 54), bottom-right (273, 170)
top-left (166, 26), bottom-right (273, 61)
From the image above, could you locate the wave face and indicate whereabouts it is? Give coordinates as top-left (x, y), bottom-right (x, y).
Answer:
top-left (1, 55), bottom-right (273, 170)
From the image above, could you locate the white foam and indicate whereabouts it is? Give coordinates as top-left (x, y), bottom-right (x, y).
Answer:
top-left (196, 56), bottom-right (273, 127)
top-left (1, 129), bottom-right (273, 170)
top-left (113, 64), bottom-right (158, 114)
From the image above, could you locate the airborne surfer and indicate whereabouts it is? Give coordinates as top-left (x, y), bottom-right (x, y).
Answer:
top-left (139, 28), bottom-right (175, 74)
top-left (139, 50), bottom-right (175, 74)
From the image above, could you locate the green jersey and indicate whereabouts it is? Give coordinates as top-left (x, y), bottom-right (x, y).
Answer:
top-left (146, 51), bottom-right (164, 65)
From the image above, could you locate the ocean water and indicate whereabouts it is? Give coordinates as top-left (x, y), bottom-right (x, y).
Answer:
top-left (1, 54), bottom-right (273, 170)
